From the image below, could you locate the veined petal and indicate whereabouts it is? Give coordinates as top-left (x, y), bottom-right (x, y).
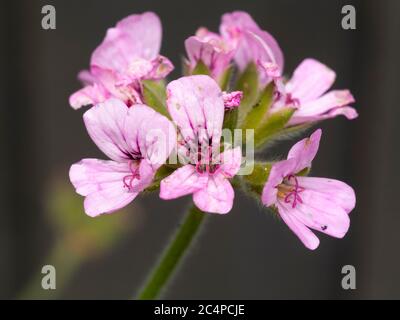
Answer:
top-left (279, 188), bottom-right (350, 239)
top-left (124, 104), bottom-right (176, 169)
top-left (277, 202), bottom-right (320, 250)
top-left (287, 129), bottom-right (322, 173)
top-left (193, 175), bottom-right (234, 214)
top-left (220, 11), bottom-right (283, 74)
top-left (185, 35), bottom-right (234, 78)
top-left (90, 66), bottom-right (144, 104)
top-left (219, 146), bottom-right (242, 177)
top-left (91, 12), bottom-right (162, 74)
top-left (160, 165), bottom-right (208, 199)
top-left (293, 90), bottom-right (355, 118)
top-left (296, 177), bottom-right (356, 214)
top-left (83, 98), bottom-right (131, 162)
top-left (84, 186), bottom-right (137, 217)
top-left (288, 105), bottom-right (358, 126)
top-left (166, 75), bottom-right (224, 145)
top-left (69, 159), bottom-right (138, 217)
top-left (261, 158), bottom-right (297, 207)
top-left (286, 59), bottom-right (336, 103)
top-left (70, 159), bottom-right (131, 196)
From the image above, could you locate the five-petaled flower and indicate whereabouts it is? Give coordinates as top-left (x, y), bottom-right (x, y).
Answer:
top-left (261, 129), bottom-right (356, 250)
top-left (69, 11), bottom-right (358, 250)
top-left (265, 58), bottom-right (358, 125)
top-left (159, 75), bottom-right (242, 214)
top-left (69, 12), bottom-right (174, 109)
top-left (69, 98), bottom-right (176, 216)
top-left (185, 11), bottom-right (283, 86)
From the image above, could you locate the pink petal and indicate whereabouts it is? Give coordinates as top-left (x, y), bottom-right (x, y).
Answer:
top-left (277, 202), bottom-right (320, 250)
top-left (259, 61), bottom-right (281, 78)
top-left (261, 158), bottom-right (297, 207)
top-left (289, 106), bottom-right (358, 126)
top-left (325, 106), bottom-right (358, 120)
top-left (293, 90), bottom-right (355, 118)
top-left (69, 84), bottom-right (109, 110)
top-left (279, 188), bottom-right (350, 239)
top-left (90, 66), bottom-right (143, 104)
top-left (220, 11), bottom-right (284, 75)
top-left (287, 129), bottom-right (322, 173)
top-left (166, 75), bottom-right (224, 146)
top-left (185, 35), bottom-right (234, 78)
top-left (286, 58), bottom-right (336, 103)
top-left (124, 104), bottom-right (176, 169)
top-left (196, 27), bottom-right (224, 42)
top-left (78, 70), bottom-right (97, 85)
top-left (296, 177), bottom-right (356, 214)
top-left (160, 165), bottom-right (208, 199)
top-left (146, 55), bottom-right (174, 80)
top-left (69, 159), bottom-right (138, 217)
top-left (91, 12), bottom-right (162, 74)
top-left (193, 175), bottom-right (234, 214)
top-left (83, 98), bottom-right (132, 162)
top-left (219, 147), bottom-right (242, 177)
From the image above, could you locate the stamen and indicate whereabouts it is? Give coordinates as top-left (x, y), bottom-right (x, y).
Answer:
top-left (282, 175), bottom-right (305, 208)
top-left (285, 93), bottom-right (300, 107)
top-left (123, 160), bottom-right (141, 191)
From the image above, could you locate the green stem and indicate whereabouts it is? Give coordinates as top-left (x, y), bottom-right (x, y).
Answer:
top-left (137, 206), bottom-right (206, 300)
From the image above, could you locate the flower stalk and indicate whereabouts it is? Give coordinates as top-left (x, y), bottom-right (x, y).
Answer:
top-left (137, 206), bottom-right (206, 300)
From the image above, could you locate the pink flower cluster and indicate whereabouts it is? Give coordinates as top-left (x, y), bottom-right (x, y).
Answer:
top-left (69, 11), bottom-right (357, 250)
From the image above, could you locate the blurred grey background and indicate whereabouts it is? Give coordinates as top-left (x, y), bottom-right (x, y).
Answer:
top-left (1, 0), bottom-right (399, 299)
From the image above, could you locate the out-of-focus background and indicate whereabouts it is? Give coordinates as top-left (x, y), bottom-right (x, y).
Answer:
top-left (1, 0), bottom-right (399, 299)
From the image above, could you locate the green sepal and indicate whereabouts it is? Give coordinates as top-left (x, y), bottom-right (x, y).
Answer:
top-left (241, 82), bottom-right (275, 130)
top-left (219, 65), bottom-right (234, 91)
top-left (296, 166), bottom-right (310, 177)
top-left (242, 162), bottom-right (272, 195)
top-left (144, 165), bottom-right (177, 193)
top-left (223, 108), bottom-right (239, 132)
top-left (142, 80), bottom-right (170, 119)
top-left (254, 107), bottom-right (296, 148)
top-left (235, 62), bottom-right (259, 125)
top-left (191, 60), bottom-right (211, 76)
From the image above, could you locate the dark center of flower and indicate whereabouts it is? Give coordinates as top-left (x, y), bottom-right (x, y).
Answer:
top-left (195, 144), bottom-right (220, 175)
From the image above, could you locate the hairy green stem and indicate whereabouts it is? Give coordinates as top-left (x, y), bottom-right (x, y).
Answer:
top-left (137, 206), bottom-right (206, 300)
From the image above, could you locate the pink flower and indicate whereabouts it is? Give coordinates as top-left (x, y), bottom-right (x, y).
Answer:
top-left (222, 91), bottom-right (243, 110)
top-left (159, 75), bottom-right (242, 214)
top-left (70, 12), bottom-right (174, 109)
top-left (185, 11), bottom-right (283, 85)
top-left (269, 59), bottom-right (358, 125)
top-left (261, 129), bottom-right (356, 250)
top-left (69, 98), bottom-right (176, 216)
top-left (185, 28), bottom-right (236, 80)
top-left (220, 11), bottom-right (284, 85)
